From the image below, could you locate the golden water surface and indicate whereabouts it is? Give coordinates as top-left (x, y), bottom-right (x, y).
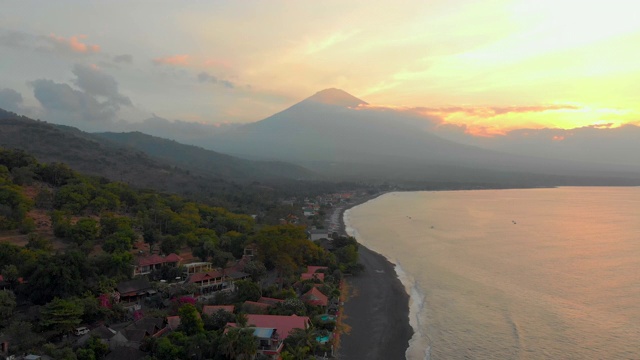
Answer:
top-left (345, 187), bottom-right (640, 359)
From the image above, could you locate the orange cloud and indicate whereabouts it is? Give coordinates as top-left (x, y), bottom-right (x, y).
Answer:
top-left (203, 58), bottom-right (231, 69)
top-left (48, 33), bottom-right (100, 53)
top-left (153, 54), bottom-right (190, 66)
top-left (411, 104), bottom-right (580, 118)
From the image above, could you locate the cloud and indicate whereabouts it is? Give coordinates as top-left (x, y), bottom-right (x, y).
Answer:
top-left (0, 88), bottom-right (24, 113)
top-left (71, 64), bottom-right (132, 107)
top-left (113, 54), bottom-right (133, 64)
top-left (410, 104), bottom-right (580, 118)
top-left (26, 64), bottom-right (135, 129)
top-left (152, 54), bottom-right (190, 66)
top-left (0, 29), bottom-right (30, 48)
top-left (46, 33), bottom-right (100, 54)
top-left (29, 79), bottom-right (116, 124)
top-left (197, 71), bottom-right (235, 89)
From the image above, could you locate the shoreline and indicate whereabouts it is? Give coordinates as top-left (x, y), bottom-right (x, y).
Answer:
top-left (334, 193), bottom-right (414, 360)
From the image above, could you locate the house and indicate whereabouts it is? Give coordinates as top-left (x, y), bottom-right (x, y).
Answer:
top-left (308, 229), bottom-right (329, 241)
top-left (257, 297), bottom-right (285, 306)
top-left (132, 253), bottom-right (181, 277)
top-left (226, 270), bottom-right (251, 283)
top-left (186, 269), bottom-right (229, 294)
top-left (183, 262), bottom-right (213, 277)
top-left (116, 278), bottom-right (153, 303)
top-left (306, 266), bottom-right (328, 274)
top-left (113, 317), bottom-right (165, 349)
top-left (76, 325), bottom-right (119, 350)
top-left (300, 272), bottom-right (324, 282)
top-left (243, 314), bottom-right (310, 339)
top-left (300, 265), bottom-right (328, 282)
top-left (252, 327), bottom-right (284, 359)
top-left (301, 287), bottom-right (329, 308)
top-left (104, 347), bottom-right (147, 360)
top-left (227, 315), bottom-right (310, 360)
top-left (202, 305), bottom-right (235, 316)
top-left (166, 316), bottom-right (181, 331)
top-left (242, 301), bottom-right (271, 314)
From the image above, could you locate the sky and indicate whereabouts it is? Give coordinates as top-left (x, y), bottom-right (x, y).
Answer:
top-left (1, 0), bottom-right (640, 135)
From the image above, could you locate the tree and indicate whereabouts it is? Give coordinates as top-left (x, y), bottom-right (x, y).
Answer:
top-left (192, 234), bottom-right (219, 262)
top-left (219, 327), bottom-right (257, 360)
top-left (178, 303), bottom-right (204, 336)
top-left (102, 232), bottom-right (134, 253)
top-left (40, 297), bottom-right (84, 335)
top-left (243, 260), bottom-right (267, 283)
top-left (154, 336), bottom-right (184, 360)
top-left (212, 250), bottom-right (235, 275)
top-left (285, 326), bottom-right (318, 358)
top-left (25, 232), bottom-right (54, 252)
top-left (5, 320), bottom-right (44, 354)
top-left (25, 250), bottom-right (95, 304)
top-left (1, 264), bottom-right (20, 289)
top-left (0, 290), bottom-right (16, 326)
top-left (235, 280), bottom-right (261, 303)
top-left (76, 335), bottom-right (109, 360)
top-left (68, 218), bottom-right (99, 247)
top-left (203, 309), bottom-right (236, 331)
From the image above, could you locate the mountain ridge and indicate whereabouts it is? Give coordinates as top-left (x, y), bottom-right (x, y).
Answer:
top-left (204, 89), bottom-right (640, 186)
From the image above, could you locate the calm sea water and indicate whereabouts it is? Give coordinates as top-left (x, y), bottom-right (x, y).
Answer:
top-left (344, 187), bottom-right (640, 360)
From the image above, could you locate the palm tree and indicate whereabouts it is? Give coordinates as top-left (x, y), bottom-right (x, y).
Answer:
top-left (219, 328), bottom-right (240, 360)
top-left (220, 327), bottom-right (257, 360)
top-left (236, 328), bottom-right (258, 360)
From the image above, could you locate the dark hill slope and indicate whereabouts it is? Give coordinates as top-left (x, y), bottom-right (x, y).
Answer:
top-left (93, 131), bottom-right (317, 181)
top-left (0, 110), bottom-right (229, 193)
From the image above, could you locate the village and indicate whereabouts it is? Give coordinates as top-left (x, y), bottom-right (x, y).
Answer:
top-left (0, 163), bottom-right (366, 360)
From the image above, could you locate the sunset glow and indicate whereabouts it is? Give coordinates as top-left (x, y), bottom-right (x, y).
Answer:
top-left (2, 0), bottom-right (640, 134)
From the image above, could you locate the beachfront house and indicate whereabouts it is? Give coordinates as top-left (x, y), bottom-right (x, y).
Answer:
top-left (227, 314), bottom-right (311, 359)
top-left (309, 229), bottom-right (329, 241)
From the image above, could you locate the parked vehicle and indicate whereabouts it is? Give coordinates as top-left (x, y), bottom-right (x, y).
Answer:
top-left (74, 327), bottom-right (89, 336)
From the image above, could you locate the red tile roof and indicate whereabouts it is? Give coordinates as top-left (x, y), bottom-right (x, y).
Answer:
top-left (244, 314), bottom-right (310, 338)
top-left (258, 297), bottom-right (285, 305)
top-left (301, 272), bottom-right (325, 282)
top-left (188, 270), bottom-right (225, 283)
top-left (202, 305), bottom-right (235, 316)
top-left (167, 316), bottom-right (181, 330)
top-left (136, 253), bottom-right (182, 267)
top-left (307, 266), bottom-right (328, 274)
top-left (243, 301), bottom-right (270, 313)
top-left (301, 287), bottom-right (328, 307)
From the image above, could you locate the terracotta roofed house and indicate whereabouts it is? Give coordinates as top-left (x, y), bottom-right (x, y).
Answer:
top-left (301, 287), bottom-right (329, 307)
top-left (133, 253), bottom-right (182, 276)
top-left (243, 314), bottom-right (310, 339)
top-left (187, 269), bottom-right (228, 293)
top-left (257, 297), bottom-right (285, 306)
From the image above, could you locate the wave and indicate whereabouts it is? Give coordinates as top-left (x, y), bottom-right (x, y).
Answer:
top-left (345, 205), bottom-right (431, 360)
top-left (395, 261), bottom-right (432, 360)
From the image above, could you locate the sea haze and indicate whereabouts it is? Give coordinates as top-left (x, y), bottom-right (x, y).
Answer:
top-left (345, 187), bottom-right (640, 360)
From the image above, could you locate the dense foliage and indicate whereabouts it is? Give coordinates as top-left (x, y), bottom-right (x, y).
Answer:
top-left (0, 147), bottom-right (362, 359)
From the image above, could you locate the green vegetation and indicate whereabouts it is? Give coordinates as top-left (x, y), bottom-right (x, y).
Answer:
top-left (0, 147), bottom-right (364, 359)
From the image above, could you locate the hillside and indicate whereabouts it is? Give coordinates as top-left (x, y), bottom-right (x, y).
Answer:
top-left (0, 110), bottom-right (225, 193)
top-left (93, 131), bottom-right (317, 181)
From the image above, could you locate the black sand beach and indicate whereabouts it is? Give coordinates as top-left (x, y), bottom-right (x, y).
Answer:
top-left (335, 195), bottom-right (413, 359)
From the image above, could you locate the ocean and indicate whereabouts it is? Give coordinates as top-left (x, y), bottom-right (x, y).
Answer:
top-left (344, 187), bottom-right (640, 360)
